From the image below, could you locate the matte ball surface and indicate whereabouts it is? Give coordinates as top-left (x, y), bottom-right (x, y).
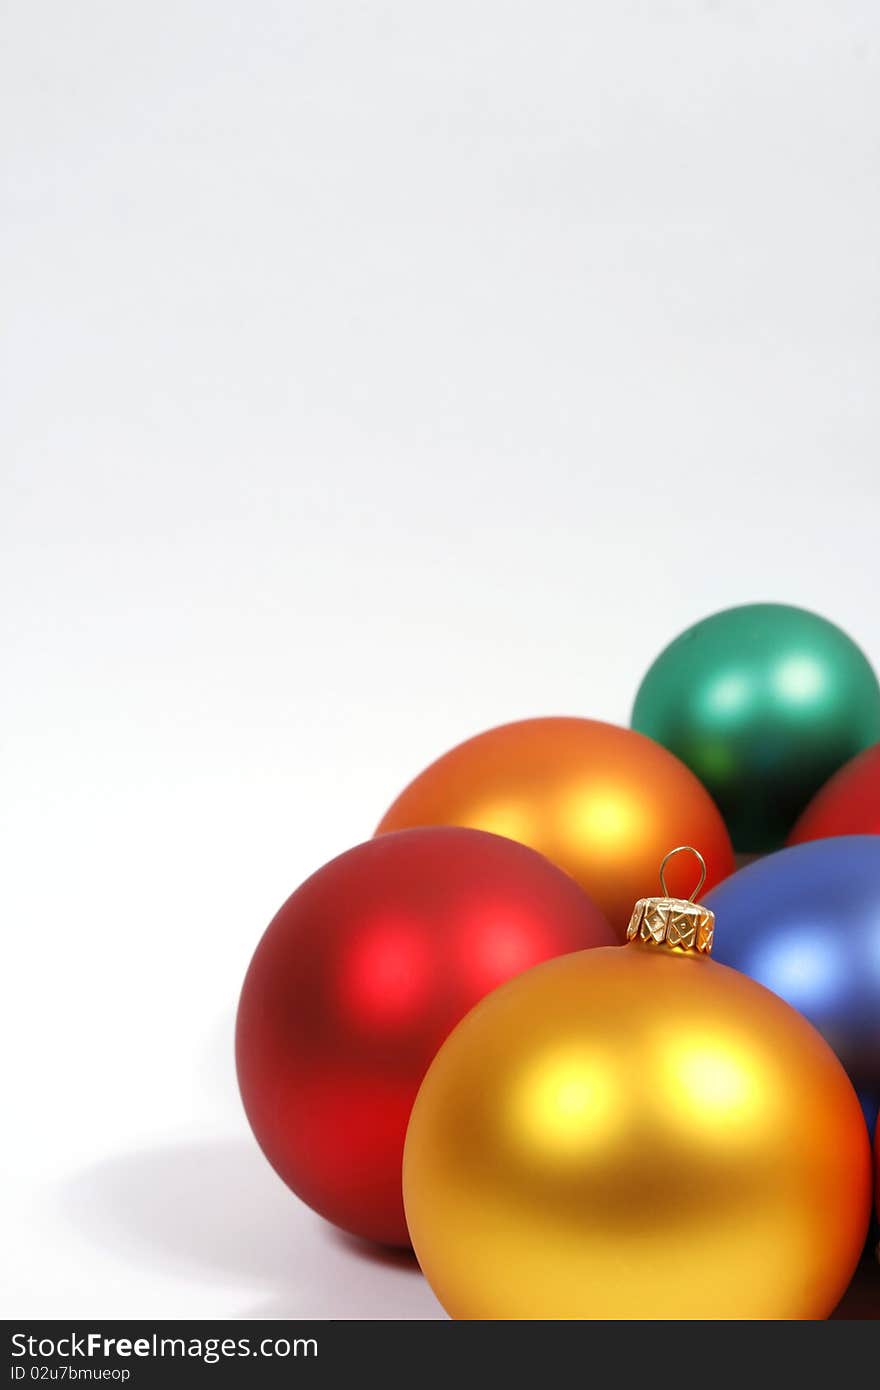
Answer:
top-left (376, 717), bottom-right (733, 934)
top-left (789, 743), bottom-right (880, 844)
top-left (873, 1112), bottom-right (878, 1223)
top-left (632, 603), bottom-right (880, 852)
top-left (236, 827), bottom-right (613, 1246)
top-left (876, 1115), bottom-right (880, 1223)
top-left (707, 836), bottom-right (880, 1124)
top-left (404, 945), bottom-right (871, 1319)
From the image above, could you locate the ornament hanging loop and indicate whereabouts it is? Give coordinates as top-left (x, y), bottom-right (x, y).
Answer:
top-left (659, 845), bottom-right (706, 903)
top-left (627, 846), bottom-right (715, 955)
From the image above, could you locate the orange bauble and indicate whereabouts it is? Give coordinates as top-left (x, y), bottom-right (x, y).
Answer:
top-left (376, 717), bottom-right (734, 934)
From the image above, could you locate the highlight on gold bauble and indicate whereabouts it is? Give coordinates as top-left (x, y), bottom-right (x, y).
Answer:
top-left (403, 851), bottom-right (871, 1318)
top-left (376, 717), bottom-right (734, 934)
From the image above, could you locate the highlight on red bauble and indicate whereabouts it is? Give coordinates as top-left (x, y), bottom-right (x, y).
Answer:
top-left (235, 826), bottom-right (614, 1246)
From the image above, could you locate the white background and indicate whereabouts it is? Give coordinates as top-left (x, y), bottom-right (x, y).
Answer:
top-left (2, 1), bottom-right (879, 1318)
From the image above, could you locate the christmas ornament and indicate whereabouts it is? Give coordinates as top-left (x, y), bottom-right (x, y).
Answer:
top-left (376, 717), bottom-right (733, 934)
top-left (789, 743), bottom-right (880, 844)
top-left (631, 603), bottom-right (880, 853)
top-left (876, 1115), bottom-right (880, 1224)
top-left (236, 826), bottom-right (613, 1247)
top-left (707, 835), bottom-right (880, 1130)
top-left (403, 848), bottom-right (871, 1319)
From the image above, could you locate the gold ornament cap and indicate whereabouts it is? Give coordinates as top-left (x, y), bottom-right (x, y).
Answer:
top-left (626, 846), bottom-right (715, 955)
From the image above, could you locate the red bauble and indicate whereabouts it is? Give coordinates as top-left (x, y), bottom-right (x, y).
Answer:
top-left (876, 1113), bottom-right (880, 1223)
top-left (236, 827), bottom-right (614, 1246)
top-left (873, 1112), bottom-right (878, 1223)
top-left (788, 743), bottom-right (880, 844)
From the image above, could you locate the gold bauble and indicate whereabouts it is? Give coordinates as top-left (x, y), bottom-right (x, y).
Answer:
top-left (403, 856), bottom-right (871, 1319)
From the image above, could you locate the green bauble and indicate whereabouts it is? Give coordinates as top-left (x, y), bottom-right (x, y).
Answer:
top-left (632, 604), bottom-right (880, 853)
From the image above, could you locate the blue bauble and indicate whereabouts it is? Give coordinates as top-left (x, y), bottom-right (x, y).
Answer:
top-left (707, 835), bottom-right (880, 1130)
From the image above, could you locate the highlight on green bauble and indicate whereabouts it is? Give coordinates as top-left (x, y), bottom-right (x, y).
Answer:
top-left (631, 603), bottom-right (880, 853)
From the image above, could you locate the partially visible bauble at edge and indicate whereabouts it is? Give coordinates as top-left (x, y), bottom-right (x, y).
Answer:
top-left (789, 743), bottom-right (880, 845)
top-left (631, 603), bottom-right (880, 853)
top-left (235, 826), bottom-right (614, 1247)
top-left (375, 717), bottom-right (734, 935)
top-left (706, 836), bottom-right (880, 1129)
top-left (876, 1114), bottom-right (880, 1223)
